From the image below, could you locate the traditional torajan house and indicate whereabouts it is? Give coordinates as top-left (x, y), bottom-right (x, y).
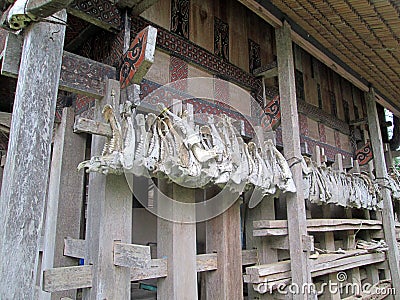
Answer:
top-left (0, 0), bottom-right (399, 299)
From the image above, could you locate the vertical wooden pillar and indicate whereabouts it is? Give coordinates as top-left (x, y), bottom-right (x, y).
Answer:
top-left (157, 182), bottom-right (198, 300)
top-left (83, 80), bottom-right (132, 299)
top-left (365, 88), bottom-right (400, 293)
top-left (205, 193), bottom-right (243, 300)
top-left (0, 11), bottom-right (67, 299)
top-left (276, 21), bottom-right (313, 299)
top-left (40, 107), bottom-right (86, 299)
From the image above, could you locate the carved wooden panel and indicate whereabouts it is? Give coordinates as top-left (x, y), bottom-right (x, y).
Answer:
top-left (248, 39), bottom-right (261, 74)
top-left (119, 26), bottom-right (157, 89)
top-left (69, 0), bottom-right (122, 31)
top-left (214, 17), bottom-right (229, 61)
top-left (171, 0), bottom-right (190, 39)
top-left (356, 141), bottom-right (373, 166)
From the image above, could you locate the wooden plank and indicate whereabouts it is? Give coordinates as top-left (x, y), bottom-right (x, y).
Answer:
top-left (73, 117), bottom-right (112, 137)
top-left (64, 238), bottom-right (86, 260)
top-left (196, 253), bottom-right (218, 272)
top-left (131, 258), bottom-right (167, 281)
top-left (0, 10), bottom-right (67, 299)
top-left (26, 0), bottom-right (73, 18)
top-left (1, 39), bottom-right (116, 98)
top-left (204, 190), bottom-right (243, 299)
top-left (1, 32), bottom-right (22, 78)
top-left (68, 0), bottom-right (122, 32)
top-left (157, 182), bottom-right (198, 299)
top-left (236, 0), bottom-right (282, 28)
top-left (43, 266), bottom-right (93, 293)
top-left (113, 242), bottom-right (151, 269)
top-left (40, 107), bottom-right (86, 300)
top-left (365, 88), bottom-right (400, 294)
top-left (254, 219), bottom-right (382, 229)
top-left (276, 22), bottom-right (312, 299)
top-left (82, 79), bottom-right (132, 299)
top-left (242, 249), bottom-right (258, 266)
top-left (245, 252), bottom-right (386, 283)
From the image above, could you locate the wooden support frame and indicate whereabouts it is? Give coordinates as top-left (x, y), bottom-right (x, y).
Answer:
top-left (156, 181), bottom-right (198, 299)
top-left (0, 10), bottom-right (67, 299)
top-left (365, 87), bottom-right (400, 294)
top-left (82, 79), bottom-right (133, 299)
top-left (40, 107), bottom-right (86, 300)
top-left (1, 32), bottom-right (116, 99)
top-left (204, 188), bottom-right (244, 299)
top-left (275, 20), bottom-right (313, 299)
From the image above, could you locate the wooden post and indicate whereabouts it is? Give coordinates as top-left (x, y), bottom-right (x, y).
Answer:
top-left (246, 128), bottom-right (278, 300)
top-left (82, 80), bottom-right (133, 299)
top-left (205, 191), bottom-right (243, 300)
top-left (276, 21), bottom-right (313, 299)
top-left (40, 107), bottom-right (86, 300)
top-left (365, 87), bottom-right (400, 294)
top-left (0, 11), bottom-right (67, 299)
top-left (157, 182), bottom-right (198, 299)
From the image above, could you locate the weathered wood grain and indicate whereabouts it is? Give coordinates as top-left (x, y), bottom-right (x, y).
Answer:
top-left (366, 88), bottom-right (400, 295)
top-left (0, 32), bottom-right (22, 78)
top-left (40, 107), bottom-right (86, 300)
top-left (1, 38), bottom-right (116, 98)
top-left (0, 10), bottom-right (67, 299)
top-left (157, 182), bottom-right (198, 299)
top-left (26, 0), bottom-right (73, 18)
top-left (204, 189), bottom-right (243, 299)
top-left (131, 258), bottom-right (167, 281)
top-left (43, 266), bottom-right (93, 293)
top-left (64, 238), bottom-right (86, 259)
top-left (196, 253), bottom-right (218, 272)
top-left (83, 79), bottom-right (132, 299)
top-left (73, 117), bottom-right (112, 137)
top-left (113, 242), bottom-right (151, 269)
top-left (276, 21), bottom-right (312, 299)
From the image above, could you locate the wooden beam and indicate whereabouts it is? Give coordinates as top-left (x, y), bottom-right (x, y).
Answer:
top-left (68, 0), bottom-right (122, 32)
top-left (365, 87), bottom-right (400, 294)
top-left (42, 266), bottom-right (93, 293)
top-left (1, 32), bottom-right (22, 78)
top-left (113, 242), bottom-right (151, 269)
top-left (236, 0), bottom-right (282, 28)
top-left (40, 107), bottom-right (86, 300)
top-left (26, 0), bottom-right (74, 18)
top-left (275, 21), bottom-right (312, 299)
top-left (0, 10), bottom-right (67, 299)
top-left (204, 190), bottom-right (243, 299)
top-left (82, 79), bottom-right (132, 299)
top-left (131, 258), bottom-right (167, 281)
top-left (1, 33), bottom-right (116, 98)
top-left (64, 238), bottom-right (86, 260)
top-left (116, 0), bottom-right (159, 15)
top-left (242, 249), bottom-right (258, 266)
top-left (73, 117), bottom-right (112, 137)
top-left (196, 253), bottom-right (218, 272)
top-left (157, 182), bottom-right (198, 299)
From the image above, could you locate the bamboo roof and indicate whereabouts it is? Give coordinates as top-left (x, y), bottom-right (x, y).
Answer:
top-left (267, 0), bottom-right (400, 113)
